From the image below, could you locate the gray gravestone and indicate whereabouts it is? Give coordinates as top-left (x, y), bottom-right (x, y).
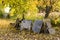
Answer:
top-left (20, 20), bottom-right (32, 31)
top-left (47, 28), bottom-right (55, 34)
top-left (46, 21), bottom-right (55, 34)
top-left (44, 19), bottom-right (55, 34)
top-left (32, 20), bottom-right (43, 33)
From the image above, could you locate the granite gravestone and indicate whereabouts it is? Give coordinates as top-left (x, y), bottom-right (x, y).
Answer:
top-left (32, 20), bottom-right (43, 33)
top-left (46, 21), bottom-right (55, 34)
top-left (43, 19), bottom-right (55, 34)
top-left (20, 20), bottom-right (32, 31)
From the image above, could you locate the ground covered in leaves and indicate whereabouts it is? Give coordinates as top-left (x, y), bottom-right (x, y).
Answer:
top-left (0, 19), bottom-right (60, 40)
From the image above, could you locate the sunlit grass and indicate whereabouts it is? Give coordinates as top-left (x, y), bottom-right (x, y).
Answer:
top-left (0, 19), bottom-right (12, 28)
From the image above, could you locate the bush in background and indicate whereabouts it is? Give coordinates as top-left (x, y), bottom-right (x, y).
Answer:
top-left (0, 10), bottom-right (3, 18)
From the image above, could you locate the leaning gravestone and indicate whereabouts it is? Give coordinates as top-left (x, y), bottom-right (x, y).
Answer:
top-left (46, 21), bottom-right (55, 34)
top-left (20, 20), bottom-right (32, 31)
top-left (43, 18), bottom-right (55, 34)
top-left (32, 20), bottom-right (43, 33)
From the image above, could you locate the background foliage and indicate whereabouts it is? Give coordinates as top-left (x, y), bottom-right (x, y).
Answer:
top-left (0, 0), bottom-right (60, 25)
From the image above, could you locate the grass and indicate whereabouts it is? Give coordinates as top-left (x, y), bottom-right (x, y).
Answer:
top-left (0, 19), bottom-right (60, 40)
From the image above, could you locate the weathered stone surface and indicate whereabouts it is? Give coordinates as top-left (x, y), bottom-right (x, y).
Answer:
top-left (32, 20), bottom-right (43, 33)
top-left (20, 20), bottom-right (32, 31)
top-left (43, 18), bottom-right (55, 34)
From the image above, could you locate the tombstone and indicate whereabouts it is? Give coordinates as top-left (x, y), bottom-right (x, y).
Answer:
top-left (32, 20), bottom-right (43, 33)
top-left (20, 20), bottom-right (32, 31)
top-left (46, 22), bottom-right (55, 34)
top-left (43, 19), bottom-right (55, 34)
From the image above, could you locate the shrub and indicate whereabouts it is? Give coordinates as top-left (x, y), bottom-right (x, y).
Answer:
top-left (49, 12), bottom-right (60, 25)
top-left (0, 10), bottom-right (3, 18)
